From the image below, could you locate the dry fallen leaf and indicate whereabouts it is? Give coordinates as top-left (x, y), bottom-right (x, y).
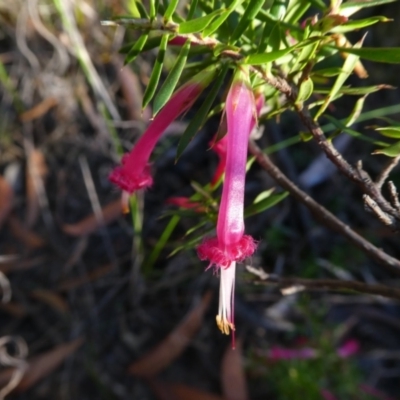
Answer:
top-left (8, 216), bottom-right (45, 249)
top-left (0, 338), bottom-right (84, 393)
top-left (221, 339), bottom-right (249, 400)
top-left (56, 263), bottom-right (115, 292)
top-left (116, 59), bottom-right (148, 121)
top-left (0, 175), bottom-right (14, 229)
top-left (19, 97), bottom-right (58, 122)
top-left (0, 302), bottom-right (27, 318)
top-left (62, 199), bottom-right (123, 236)
top-left (25, 149), bottom-right (48, 227)
top-left (128, 291), bottom-right (212, 377)
top-left (169, 383), bottom-right (224, 400)
top-left (150, 381), bottom-right (224, 400)
top-left (30, 289), bottom-right (69, 314)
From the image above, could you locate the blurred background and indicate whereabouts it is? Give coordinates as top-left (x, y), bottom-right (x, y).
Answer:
top-left (1, 0), bottom-right (400, 399)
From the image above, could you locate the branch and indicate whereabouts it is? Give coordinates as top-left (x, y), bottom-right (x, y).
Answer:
top-left (248, 139), bottom-right (400, 275)
top-left (247, 65), bottom-right (400, 230)
top-left (246, 266), bottom-right (400, 301)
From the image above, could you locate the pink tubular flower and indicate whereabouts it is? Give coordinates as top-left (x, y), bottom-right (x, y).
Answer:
top-left (109, 66), bottom-right (217, 194)
top-left (209, 89), bottom-right (264, 187)
top-left (197, 66), bottom-right (257, 340)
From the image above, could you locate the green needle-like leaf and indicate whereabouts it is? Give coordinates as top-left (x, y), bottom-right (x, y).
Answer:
top-left (153, 40), bottom-right (191, 115)
top-left (245, 192), bottom-right (289, 217)
top-left (124, 34), bottom-right (148, 64)
top-left (315, 37), bottom-right (364, 119)
top-left (142, 34), bottom-right (169, 109)
top-left (176, 63), bottom-right (228, 161)
top-left (164, 0), bottom-right (179, 21)
top-left (376, 127), bottom-right (400, 139)
top-left (178, 9), bottom-right (224, 34)
top-left (230, 0), bottom-right (265, 44)
top-left (373, 141), bottom-right (400, 157)
top-left (203, 0), bottom-right (244, 37)
top-left (330, 46), bottom-right (400, 64)
top-left (187, 0), bottom-right (199, 19)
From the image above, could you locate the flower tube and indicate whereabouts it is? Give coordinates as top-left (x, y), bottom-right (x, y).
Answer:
top-left (209, 88), bottom-right (264, 187)
top-left (197, 66), bottom-right (257, 341)
top-left (110, 66), bottom-right (217, 194)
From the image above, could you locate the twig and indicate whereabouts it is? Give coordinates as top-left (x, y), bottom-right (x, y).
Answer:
top-left (376, 155), bottom-right (400, 190)
top-left (248, 139), bottom-right (400, 275)
top-left (246, 266), bottom-right (400, 301)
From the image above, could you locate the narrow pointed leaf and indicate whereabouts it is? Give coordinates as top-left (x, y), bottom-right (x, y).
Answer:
top-left (339, 0), bottom-right (396, 17)
top-left (296, 77), bottom-right (314, 104)
top-left (176, 64), bottom-right (228, 160)
top-left (125, 34), bottom-right (148, 64)
top-left (375, 127), bottom-right (400, 139)
top-left (149, 0), bottom-right (156, 18)
top-left (153, 40), bottom-right (191, 115)
top-left (330, 46), bottom-right (400, 64)
top-left (284, 0), bottom-right (310, 23)
top-left (245, 46), bottom-right (294, 64)
top-left (315, 37), bottom-right (364, 119)
top-left (373, 141), bottom-right (400, 157)
top-left (203, 0), bottom-right (244, 37)
top-left (330, 16), bottom-right (391, 33)
top-left (120, 36), bottom-right (162, 54)
top-left (134, 1), bottom-right (150, 18)
top-left (230, 0), bottom-right (265, 43)
top-left (164, 0), bottom-right (179, 21)
top-left (178, 9), bottom-right (225, 34)
top-left (245, 192), bottom-right (289, 217)
top-left (142, 34), bottom-right (169, 109)
top-left (187, 0), bottom-right (199, 19)
top-left (270, 0), bottom-right (288, 19)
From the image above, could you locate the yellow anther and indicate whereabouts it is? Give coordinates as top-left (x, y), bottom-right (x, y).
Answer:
top-left (216, 315), bottom-right (235, 335)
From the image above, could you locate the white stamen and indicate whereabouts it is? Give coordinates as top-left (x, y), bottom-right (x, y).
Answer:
top-left (216, 261), bottom-right (236, 335)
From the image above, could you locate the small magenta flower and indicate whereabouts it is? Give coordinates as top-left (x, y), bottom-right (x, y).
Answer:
top-left (110, 66), bottom-right (217, 194)
top-left (197, 66), bottom-right (257, 339)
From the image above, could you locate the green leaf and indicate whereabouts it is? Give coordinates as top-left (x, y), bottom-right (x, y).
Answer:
top-left (135, 1), bottom-right (149, 18)
top-left (375, 127), bottom-right (400, 139)
top-left (330, 46), bottom-right (400, 64)
top-left (324, 115), bottom-right (389, 147)
top-left (142, 34), bottom-right (169, 109)
top-left (270, 0), bottom-right (288, 19)
top-left (187, 0), bottom-right (198, 19)
top-left (314, 84), bottom-right (393, 95)
top-left (164, 0), bottom-right (179, 20)
top-left (245, 36), bottom-right (321, 65)
top-left (153, 40), bottom-right (191, 115)
top-left (339, 0), bottom-right (396, 17)
top-left (296, 77), bottom-right (314, 104)
top-left (311, 67), bottom-right (343, 77)
top-left (178, 9), bottom-right (224, 34)
top-left (120, 36), bottom-right (162, 54)
top-left (144, 214), bottom-right (180, 270)
top-left (284, 0), bottom-right (310, 23)
top-left (330, 16), bottom-right (391, 33)
top-left (176, 64), bottom-right (228, 160)
top-left (124, 34), bottom-right (148, 64)
top-left (373, 141), bottom-right (400, 157)
top-left (230, 0), bottom-right (265, 43)
top-left (202, 0), bottom-right (244, 37)
top-left (245, 191), bottom-right (289, 217)
top-left (245, 45), bottom-right (295, 64)
top-left (149, 0), bottom-right (156, 18)
top-left (315, 37), bottom-right (364, 120)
